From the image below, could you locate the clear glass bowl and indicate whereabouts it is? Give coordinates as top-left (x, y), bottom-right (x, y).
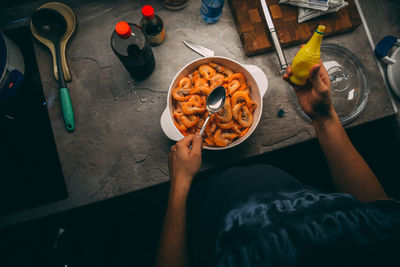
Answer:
top-left (289, 44), bottom-right (369, 125)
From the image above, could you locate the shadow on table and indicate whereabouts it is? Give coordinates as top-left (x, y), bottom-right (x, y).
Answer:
top-left (1, 116), bottom-right (399, 267)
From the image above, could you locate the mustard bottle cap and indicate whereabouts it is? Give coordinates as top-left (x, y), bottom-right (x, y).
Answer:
top-left (316, 25), bottom-right (326, 34)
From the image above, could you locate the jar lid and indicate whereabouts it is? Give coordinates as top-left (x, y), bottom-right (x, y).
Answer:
top-left (142, 5), bottom-right (155, 19)
top-left (115, 21), bottom-right (131, 39)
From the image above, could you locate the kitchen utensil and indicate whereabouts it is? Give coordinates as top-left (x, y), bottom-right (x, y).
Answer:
top-left (0, 32), bottom-right (25, 99)
top-left (260, 0), bottom-right (288, 71)
top-left (289, 44), bottom-right (369, 125)
top-left (198, 86), bottom-right (226, 136)
top-left (160, 56), bottom-right (268, 150)
top-left (227, 0), bottom-right (361, 56)
top-left (375, 36), bottom-right (400, 98)
top-left (32, 8), bottom-right (74, 132)
top-left (183, 40), bottom-right (214, 57)
top-left (30, 2), bottom-right (76, 82)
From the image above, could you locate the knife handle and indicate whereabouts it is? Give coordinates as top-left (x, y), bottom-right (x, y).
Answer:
top-left (269, 29), bottom-right (288, 72)
top-left (60, 87), bottom-right (75, 132)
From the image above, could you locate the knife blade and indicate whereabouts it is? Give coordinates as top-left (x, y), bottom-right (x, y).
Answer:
top-left (260, 0), bottom-right (288, 71)
top-left (183, 40), bottom-right (215, 57)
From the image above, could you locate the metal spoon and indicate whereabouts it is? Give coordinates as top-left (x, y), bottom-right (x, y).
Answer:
top-left (199, 86), bottom-right (226, 136)
top-left (32, 8), bottom-right (75, 132)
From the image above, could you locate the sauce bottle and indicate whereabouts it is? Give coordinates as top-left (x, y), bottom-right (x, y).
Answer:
top-left (110, 21), bottom-right (155, 80)
top-left (140, 5), bottom-right (165, 46)
top-left (290, 25), bottom-right (326, 86)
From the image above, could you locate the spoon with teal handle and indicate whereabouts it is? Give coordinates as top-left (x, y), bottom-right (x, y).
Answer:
top-left (188, 86), bottom-right (225, 150)
top-left (32, 8), bottom-right (75, 132)
top-left (198, 85), bottom-right (226, 136)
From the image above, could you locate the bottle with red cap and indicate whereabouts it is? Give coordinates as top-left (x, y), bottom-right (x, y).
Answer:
top-left (110, 21), bottom-right (155, 80)
top-left (140, 5), bottom-right (165, 46)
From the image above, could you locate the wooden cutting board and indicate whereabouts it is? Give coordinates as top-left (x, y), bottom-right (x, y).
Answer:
top-left (227, 0), bottom-right (362, 56)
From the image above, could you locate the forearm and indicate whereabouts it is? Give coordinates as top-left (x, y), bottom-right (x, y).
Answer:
top-left (313, 111), bottom-right (388, 202)
top-left (156, 178), bottom-right (191, 267)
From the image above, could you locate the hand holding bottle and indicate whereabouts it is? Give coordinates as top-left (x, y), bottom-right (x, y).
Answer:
top-left (283, 62), bottom-right (334, 121)
top-left (290, 25), bottom-right (325, 86)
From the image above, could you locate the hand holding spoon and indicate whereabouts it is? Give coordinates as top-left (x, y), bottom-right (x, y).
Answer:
top-left (199, 86), bottom-right (226, 136)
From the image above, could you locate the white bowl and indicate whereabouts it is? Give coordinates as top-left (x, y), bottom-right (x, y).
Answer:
top-left (160, 56), bottom-right (268, 150)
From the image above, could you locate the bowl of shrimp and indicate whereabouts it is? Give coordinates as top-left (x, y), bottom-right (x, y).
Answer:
top-left (160, 56), bottom-right (268, 150)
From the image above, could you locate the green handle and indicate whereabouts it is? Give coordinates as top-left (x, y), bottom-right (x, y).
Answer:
top-left (60, 87), bottom-right (75, 132)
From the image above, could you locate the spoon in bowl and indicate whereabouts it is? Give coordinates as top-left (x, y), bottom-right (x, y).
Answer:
top-left (32, 8), bottom-right (75, 132)
top-left (198, 85), bottom-right (226, 136)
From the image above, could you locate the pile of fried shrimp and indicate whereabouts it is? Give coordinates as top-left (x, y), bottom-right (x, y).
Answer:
top-left (171, 61), bottom-right (257, 147)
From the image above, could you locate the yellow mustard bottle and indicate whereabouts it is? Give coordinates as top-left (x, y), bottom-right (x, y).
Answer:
top-left (290, 25), bottom-right (326, 86)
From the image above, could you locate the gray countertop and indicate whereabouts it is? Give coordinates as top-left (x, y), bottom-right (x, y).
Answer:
top-left (0, 0), bottom-right (398, 229)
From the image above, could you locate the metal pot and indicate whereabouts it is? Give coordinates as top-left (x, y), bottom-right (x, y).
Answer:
top-left (0, 31), bottom-right (25, 99)
top-left (160, 56), bottom-right (268, 150)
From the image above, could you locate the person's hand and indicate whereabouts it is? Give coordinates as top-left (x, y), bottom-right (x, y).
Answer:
top-left (283, 62), bottom-right (334, 122)
top-left (168, 134), bottom-right (203, 193)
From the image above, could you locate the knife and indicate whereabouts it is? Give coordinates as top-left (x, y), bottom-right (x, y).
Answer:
top-left (183, 40), bottom-right (215, 57)
top-left (260, 0), bottom-right (288, 71)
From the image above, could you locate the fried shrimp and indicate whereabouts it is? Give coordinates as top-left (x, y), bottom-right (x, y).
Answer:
top-left (172, 87), bottom-right (191, 101)
top-left (209, 62), bottom-right (234, 76)
top-left (181, 95), bottom-right (206, 115)
top-left (214, 129), bottom-right (239, 147)
top-left (191, 77), bottom-right (211, 95)
top-left (215, 119), bottom-right (234, 130)
top-left (173, 114), bottom-right (187, 131)
top-left (237, 105), bottom-right (253, 128)
top-left (210, 73), bottom-right (225, 90)
top-left (215, 98), bottom-right (233, 122)
top-left (231, 91), bottom-right (257, 112)
top-left (171, 62), bottom-right (257, 147)
top-left (227, 79), bottom-right (241, 95)
top-left (178, 77), bottom-right (192, 89)
top-left (199, 65), bottom-right (216, 81)
top-left (181, 115), bottom-right (199, 128)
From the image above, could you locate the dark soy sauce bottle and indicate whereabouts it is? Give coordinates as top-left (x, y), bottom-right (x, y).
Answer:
top-left (140, 5), bottom-right (165, 46)
top-left (110, 21), bottom-right (155, 80)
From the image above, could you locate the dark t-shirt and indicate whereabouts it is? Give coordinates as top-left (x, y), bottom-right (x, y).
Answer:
top-left (187, 165), bottom-right (400, 267)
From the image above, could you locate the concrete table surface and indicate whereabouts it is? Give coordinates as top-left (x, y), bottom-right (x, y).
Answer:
top-left (0, 0), bottom-right (397, 229)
